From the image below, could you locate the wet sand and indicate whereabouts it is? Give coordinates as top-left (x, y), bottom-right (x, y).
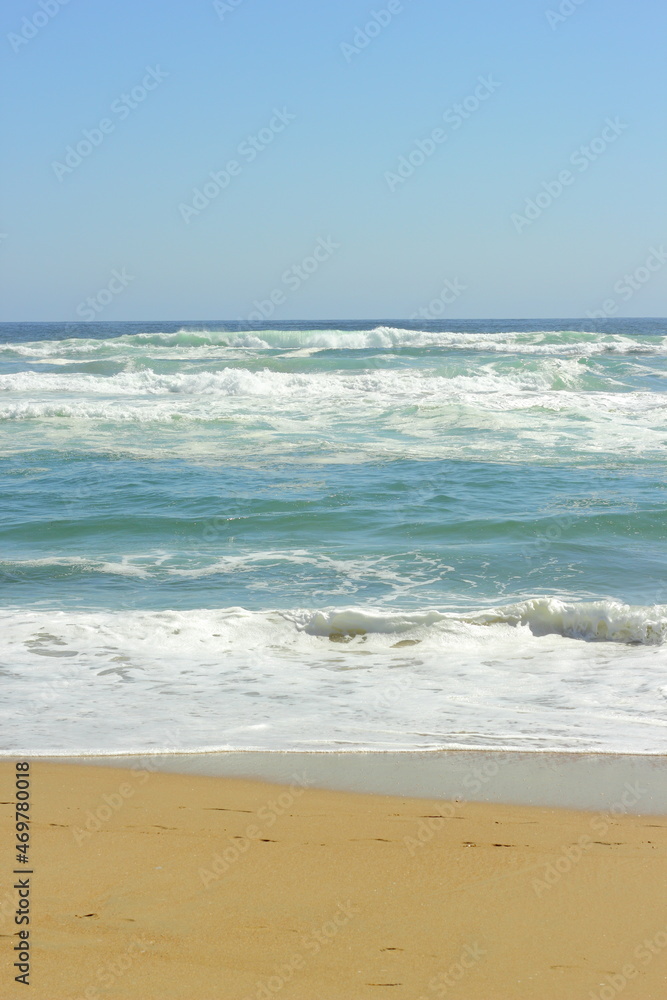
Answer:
top-left (42, 748), bottom-right (667, 812)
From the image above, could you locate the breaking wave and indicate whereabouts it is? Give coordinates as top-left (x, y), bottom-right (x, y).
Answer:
top-left (1, 326), bottom-right (666, 360)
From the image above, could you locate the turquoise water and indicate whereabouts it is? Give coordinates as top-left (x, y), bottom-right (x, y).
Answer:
top-left (1, 319), bottom-right (666, 753)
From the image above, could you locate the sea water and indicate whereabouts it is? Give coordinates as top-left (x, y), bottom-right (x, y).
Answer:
top-left (1, 319), bottom-right (666, 753)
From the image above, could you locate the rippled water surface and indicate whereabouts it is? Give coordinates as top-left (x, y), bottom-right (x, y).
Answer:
top-left (1, 319), bottom-right (666, 753)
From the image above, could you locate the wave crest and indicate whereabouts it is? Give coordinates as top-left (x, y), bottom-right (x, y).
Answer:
top-left (287, 598), bottom-right (667, 645)
top-left (2, 326), bottom-right (666, 359)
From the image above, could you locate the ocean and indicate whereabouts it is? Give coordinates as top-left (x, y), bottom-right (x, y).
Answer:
top-left (1, 318), bottom-right (666, 755)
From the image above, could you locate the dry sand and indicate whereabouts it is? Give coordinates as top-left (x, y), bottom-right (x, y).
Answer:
top-left (1, 760), bottom-right (666, 999)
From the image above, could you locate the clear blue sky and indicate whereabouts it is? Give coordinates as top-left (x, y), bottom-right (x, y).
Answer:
top-left (1, 0), bottom-right (665, 320)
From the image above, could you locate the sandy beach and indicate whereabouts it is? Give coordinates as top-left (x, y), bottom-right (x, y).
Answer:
top-left (1, 759), bottom-right (666, 999)
top-left (4, 0), bottom-right (666, 996)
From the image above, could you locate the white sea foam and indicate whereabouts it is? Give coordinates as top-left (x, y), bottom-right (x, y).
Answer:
top-left (1, 600), bottom-right (666, 753)
top-left (2, 551), bottom-right (457, 614)
top-left (465, 598), bottom-right (667, 645)
top-left (1, 326), bottom-right (666, 360)
top-left (1, 392), bottom-right (665, 468)
top-left (2, 600), bottom-right (663, 662)
top-left (2, 322), bottom-right (665, 755)
top-left (1, 366), bottom-right (665, 418)
top-left (2, 555), bottom-right (152, 578)
top-left (0, 356), bottom-right (588, 394)
top-left (287, 598), bottom-right (667, 645)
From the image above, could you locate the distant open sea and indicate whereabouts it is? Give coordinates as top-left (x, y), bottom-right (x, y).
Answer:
top-left (1, 318), bottom-right (666, 754)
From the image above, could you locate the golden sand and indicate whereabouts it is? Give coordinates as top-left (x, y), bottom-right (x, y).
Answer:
top-left (1, 760), bottom-right (666, 999)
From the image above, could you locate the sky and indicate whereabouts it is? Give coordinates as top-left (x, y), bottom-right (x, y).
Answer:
top-left (1, 0), bottom-right (666, 321)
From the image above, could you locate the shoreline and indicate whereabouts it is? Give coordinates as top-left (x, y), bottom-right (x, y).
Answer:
top-left (6, 749), bottom-right (666, 813)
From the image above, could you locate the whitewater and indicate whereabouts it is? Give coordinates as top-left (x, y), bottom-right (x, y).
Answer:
top-left (1, 318), bottom-right (666, 753)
